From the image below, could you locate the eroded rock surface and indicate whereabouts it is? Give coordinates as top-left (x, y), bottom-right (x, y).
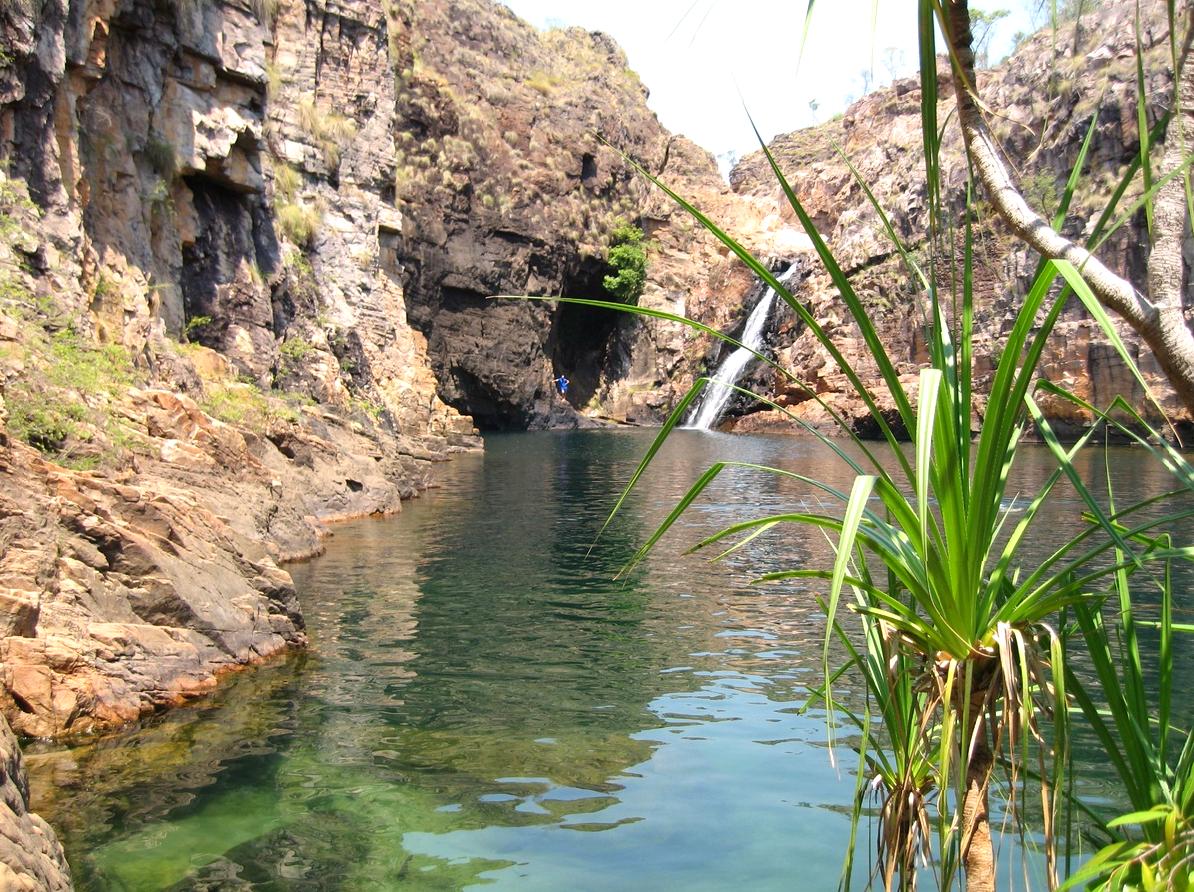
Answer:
top-left (0, 0), bottom-right (490, 747)
top-left (0, 713), bottom-right (70, 890)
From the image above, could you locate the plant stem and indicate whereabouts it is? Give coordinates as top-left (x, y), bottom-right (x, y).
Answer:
top-left (961, 711), bottom-right (996, 892)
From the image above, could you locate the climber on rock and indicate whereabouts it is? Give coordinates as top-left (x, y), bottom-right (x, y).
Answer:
top-left (555, 374), bottom-right (569, 397)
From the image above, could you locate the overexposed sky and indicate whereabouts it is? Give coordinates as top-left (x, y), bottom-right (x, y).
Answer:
top-left (499, 0), bottom-right (1034, 169)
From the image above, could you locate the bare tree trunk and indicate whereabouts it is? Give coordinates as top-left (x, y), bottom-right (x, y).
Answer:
top-left (961, 716), bottom-right (996, 892)
top-left (945, 1), bottom-right (1194, 416)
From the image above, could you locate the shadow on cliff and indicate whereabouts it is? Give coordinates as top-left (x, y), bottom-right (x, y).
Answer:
top-left (548, 256), bottom-right (624, 412)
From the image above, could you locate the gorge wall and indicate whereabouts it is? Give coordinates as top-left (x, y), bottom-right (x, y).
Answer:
top-left (0, 0), bottom-right (1187, 746)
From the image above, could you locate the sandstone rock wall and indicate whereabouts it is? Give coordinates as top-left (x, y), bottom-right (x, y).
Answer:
top-left (0, 0), bottom-right (782, 749)
top-left (0, 713), bottom-right (70, 890)
top-left (0, 0), bottom-right (1185, 750)
top-left (379, 0), bottom-right (787, 428)
top-left (0, 0), bottom-right (486, 752)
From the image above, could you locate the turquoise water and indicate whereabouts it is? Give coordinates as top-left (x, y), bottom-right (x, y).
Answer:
top-left (22, 431), bottom-right (1192, 889)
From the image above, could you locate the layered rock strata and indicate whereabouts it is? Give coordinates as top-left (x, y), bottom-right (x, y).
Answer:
top-left (0, 0), bottom-right (488, 748)
top-left (378, 0), bottom-right (792, 428)
top-left (0, 0), bottom-right (788, 757)
top-left (0, 714), bottom-right (70, 890)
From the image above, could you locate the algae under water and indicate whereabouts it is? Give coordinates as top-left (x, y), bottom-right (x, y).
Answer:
top-left (23, 430), bottom-right (1194, 889)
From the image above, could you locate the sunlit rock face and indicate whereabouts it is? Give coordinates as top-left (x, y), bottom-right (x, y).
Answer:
top-left (0, 0), bottom-right (765, 751)
top-left (0, 0), bottom-right (488, 742)
top-left (728, 0), bottom-right (1187, 436)
top-left (0, 713), bottom-right (70, 889)
top-left (378, 0), bottom-right (790, 429)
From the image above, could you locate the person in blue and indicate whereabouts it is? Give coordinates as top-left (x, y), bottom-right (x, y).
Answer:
top-left (555, 374), bottom-right (569, 396)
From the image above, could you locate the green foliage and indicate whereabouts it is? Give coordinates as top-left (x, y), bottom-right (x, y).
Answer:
top-left (5, 327), bottom-right (138, 468)
top-left (349, 394), bottom-right (384, 421)
top-left (0, 175), bottom-right (38, 313)
top-left (45, 328), bottom-right (134, 394)
top-left (1034, 0), bottom-right (1103, 24)
top-left (276, 201), bottom-right (320, 247)
top-left (0, 173), bottom-right (36, 242)
top-left (272, 163), bottom-right (302, 202)
top-left (508, 9), bottom-right (1194, 885)
top-left (271, 162), bottom-right (320, 247)
top-left (200, 382), bottom-right (265, 426)
top-left (183, 315), bottom-right (212, 340)
top-left (970, 7), bottom-right (1009, 67)
top-left (524, 71), bottom-right (562, 95)
top-left (6, 393), bottom-right (84, 453)
top-left (250, 0), bottom-right (278, 24)
top-left (278, 336), bottom-right (314, 374)
top-left (145, 135), bottom-right (176, 179)
top-left (147, 178), bottom-right (173, 217)
top-left (1023, 169), bottom-right (1061, 218)
top-left (1060, 527), bottom-right (1194, 891)
top-left (199, 380), bottom-right (300, 430)
top-left (265, 60), bottom-right (284, 97)
top-left (601, 223), bottom-right (647, 305)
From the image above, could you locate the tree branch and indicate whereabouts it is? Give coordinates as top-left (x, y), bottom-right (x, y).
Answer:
top-left (945, 0), bottom-right (1194, 415)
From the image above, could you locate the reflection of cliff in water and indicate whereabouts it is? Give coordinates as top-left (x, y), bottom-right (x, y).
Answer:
top-left (24, 656), bottom-right (307, 889)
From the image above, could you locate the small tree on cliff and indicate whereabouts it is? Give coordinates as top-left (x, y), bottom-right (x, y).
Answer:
top-left (602, 223), bottom-right (648, 304)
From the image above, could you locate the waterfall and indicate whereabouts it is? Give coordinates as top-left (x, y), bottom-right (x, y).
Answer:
top-left (685, 266), bottom-right (794, 431)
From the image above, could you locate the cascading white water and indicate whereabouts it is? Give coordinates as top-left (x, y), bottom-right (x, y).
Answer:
top-left (685, 267), bottom-right (795, 431)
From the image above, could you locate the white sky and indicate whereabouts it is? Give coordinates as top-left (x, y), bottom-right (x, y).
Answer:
top-left (499, 1), bottom-right (1035, 169)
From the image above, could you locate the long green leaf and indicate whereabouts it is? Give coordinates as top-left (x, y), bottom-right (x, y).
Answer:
top-left (917, 368), bottom-right (942, 553)
top-left (823, 475), bottom-right (877, 753)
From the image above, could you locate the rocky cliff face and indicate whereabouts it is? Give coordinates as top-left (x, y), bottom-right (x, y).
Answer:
top-left (0, 0), bottom-right (491, 746)
top-left (0, 0), bottom-right (1186, 881)
top-left (0, 0), bottom-right (1184, 743)
top-left (0, 0), bottom-right (786, 874)
top-left (726, 0), bottom-right (1187, 435)
top-left (378, 0), bottom-right (787, 428)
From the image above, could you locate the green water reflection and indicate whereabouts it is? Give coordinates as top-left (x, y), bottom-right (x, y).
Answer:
top-left (23, 430), bottom-right (1194, 889)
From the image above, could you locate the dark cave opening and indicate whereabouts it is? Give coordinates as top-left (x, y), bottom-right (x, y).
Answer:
top-left (550, 258), bottom-right (621, 410)
top-left (180, 174), bottom-right (257, 349)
